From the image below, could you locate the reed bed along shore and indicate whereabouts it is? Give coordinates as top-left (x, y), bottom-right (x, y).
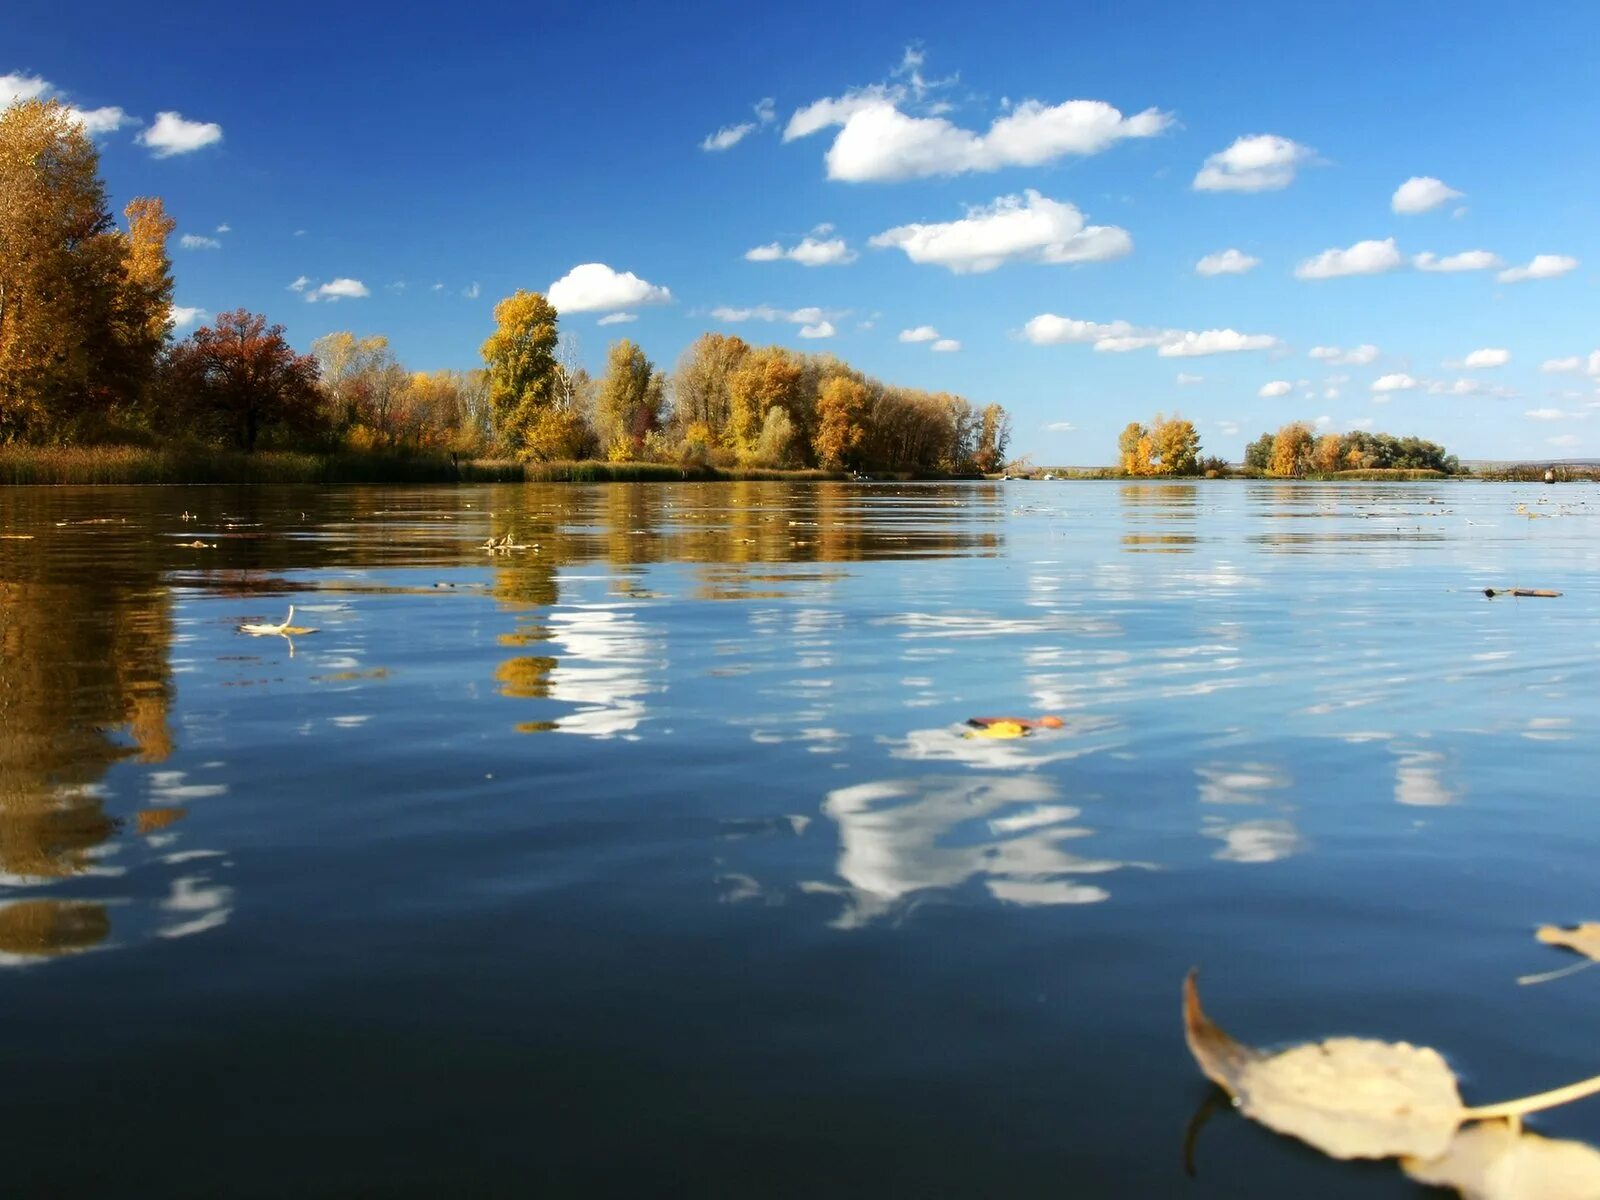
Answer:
top-left (0, 445), bottom-right (853, 486)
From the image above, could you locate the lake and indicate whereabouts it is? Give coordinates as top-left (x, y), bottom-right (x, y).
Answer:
top-left (1, 479), bottom-right (1596, 1197)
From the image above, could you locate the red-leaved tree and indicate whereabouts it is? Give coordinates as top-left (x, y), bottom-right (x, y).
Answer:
top-left (165, 309), bottom-right (323, 451)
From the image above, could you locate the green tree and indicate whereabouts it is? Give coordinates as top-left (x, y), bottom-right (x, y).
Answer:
top-left (480, 290), bottom-right (560, 453)
top-left (1243, 432), bottom-right (1276, 472)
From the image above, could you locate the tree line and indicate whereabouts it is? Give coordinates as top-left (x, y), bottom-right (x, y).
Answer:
top-left (1243, 424), bottom-right (1460, 476)
top-left (0, 97), bottom-right (1009, 475)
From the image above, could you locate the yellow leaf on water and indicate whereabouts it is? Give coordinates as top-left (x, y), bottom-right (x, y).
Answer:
top-left (1403, 1122), bottom-right (1600, 1200)
top-left (1537, 924), bottom-right (1600, 962)
top-left (1183, 970), bottom-right (1465, 1160)
top-left (967, 720), bottom-right (1028, 740)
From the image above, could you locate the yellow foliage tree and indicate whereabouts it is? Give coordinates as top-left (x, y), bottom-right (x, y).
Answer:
top-left (480, 290), bottom-right (560, 454)
top-left (813, 375), bottom-right (869, 469)
top-left (1119, 422), bottom-right (1153, 475)
top-left (1311, 432), bottom-right (1345, 474)
top-left (727, 346), bottom-right (805, 461)
top-left (1269, 422), bottom-right (1315, 477)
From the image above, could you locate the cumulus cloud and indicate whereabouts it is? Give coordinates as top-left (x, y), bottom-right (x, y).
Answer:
top-left (1158, 330), bottom-right (1278, 357)
top-left (548, 263), bottom-right (671, 313)
top-left (1371, 373), bottom-right (1417, 392)
top-left (1391, 176), bottom-right (1463, 215)
top-left (1525, 408), bottom-right (1570, 421)
top-left (1427, 378), bottom-right (1483, 396)
top-left (1258, 380), bottom-right (1292, 397)
top-left (702, 122), bottom-right (756, 152)
top-left (1022, 314), bottom-right (1277, 357)
top-left (597, 312), bottom-right (637, 325)
top-left (288, 276), bottom-right (311, 293)
top-left (745, 236), bottom-right (857, 266)
top-left (792, 91), bottom-right (1170, 182)
top-left (1195, 248), bottom-right (1259, 276)
top-left (931, 338), bottom-right (960, 352)
top-left (1193, 134), bottom-right (1314, 192)
top-left (1309, 344), bottom-right (1380, 365)
top-left (1460, 347), bottom-right (1510, 368)
top-left (712, 304), bottom-right (843, 338)
top-left (179, 234), bottom-right (221, 250)
top-left (137, 111), bottom-right (223, 157)
top-left (899, 326), bottom-right (940, 343)
top-left (307, 278), bottom-right (369, 302)
top-left (869, 190), bottom-right (1131, 274)
top-left (798, 321), bottom-right (836, 339)
top-left (1414, 249), bottom-right (1500, 272)
top-left (1497, 254), bottom-right (1579, 283)
top-left (216, 223), bottom-right (231, 234)
top-left (1, 72), bottom-right (131, 136)
top-left (169, 305), bottom-right (206, 329)
top-left (1541, 356), bottom-right (1583, 373)
top-left (1296, 238), bottom-right (1403, 279)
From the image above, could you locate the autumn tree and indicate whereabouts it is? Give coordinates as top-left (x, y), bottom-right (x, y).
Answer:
top-left (1118, 422), bottom-right (1153, 475)
top-left (813, 374), bottom-right (869, 469)
top-left (1268, 422), bottom-right (1314, 477)
top-left (1150, 413), bottom-right (1201, 476)
top-left (165, 310), bottom-right (323, 451)
top-left (671, 332), bottom-right (749, 452)
top-left (595, 339), bottom-right (664, 460)
top-left (974, 402), bottom-right (1012, 474)
top-left (480, 290), bottom-right (560, 453)
top-left (1311, 432), bottom-right (1345, 474)
top-left (0, 99), bottom-right (164, 439)
top-left (727, 346), bottom-right (805, 461)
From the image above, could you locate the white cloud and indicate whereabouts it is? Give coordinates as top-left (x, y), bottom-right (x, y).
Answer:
top-left (288, 276), bottom-right (311, 293)
top-left (1324, 387), bottom-right (1341, 400)
top-left (169, 305), bottom-right (206, 330)
top-left (548, 263), bottom-right (671, 312)
top-left (1541, 356), bottom-right (1583, 373)
top-left (308, 278), bottom-right (369, 302)
top-left (1258, 380), bottom-right (1291, 398)
top-left (744, 236), bottom-right (857, 266)
top-left (1193, 134), bottom-right (1314, 192)
top-left (462, 282), bottom-right (480, 299)
top-left (702, 122), bottom-right (756, 152)
top-left (68, 105), bottom-right (130, 135)
top-left (1427, 378), bottom-right (1483, 396)
top-left (869, 190), bottom-right (1131, 274)
top-left (1308, 344), bottom-right (1380, 365)
top-left (1046, 421), bottom-right (1075, 432)
top-left (1414, 249), bottom-right (1500, 272)
top-left (1296, 238), bottom-right (1403, 279)
top-left (179, 234), bottom-right (221, 250)
top-left (755, 97), bottom-right (775, 124)
top-left (801, 95), bottom-right (1170, 182)
top-left (931, 338), bottom-right (961, 352)
top-left (1195, 248), bottom-right (1259, 276)
top-left (216, 223), bottom-right (231, 234)
top-left (1461, 347), bottom-right (1509, 369)
top-left (0, 73), bottom-right (130, 136)
top-left (1175, 373), bottom-right (1203, 385)
top-left (1022, 314), bottom-right (1277, 357)
top-left (798, 321), bottom-right (836, 339)
top-left (1391, 176), bottom-right (1463, 215)
top-left (1372, 373), bottom-right (1418, 392)
top-left (899, 326), bottom-right (940, 343)
top-left (597, 312), bottom-right (637, 326)
top-left (137, 111), bottom-right (223, 157)
top-left (1349, 418), bottom-right (1374, 430)
top-left (0, 72), bottom-right (50, 106)
top-left (713, 304), bottom-right (842, 337)
top-left (1525, 408), bottom-right (1570, 421)
top-left (1498, 254), bottom-right (1579, 283)
top-left (1548, 434), bottom-right (1580, 448)
top-left (1157, 329), bottom-right (1278, 357)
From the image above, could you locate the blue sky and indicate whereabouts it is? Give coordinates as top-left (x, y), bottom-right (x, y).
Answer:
top-left (8, 0), bottom-right (1599, 461)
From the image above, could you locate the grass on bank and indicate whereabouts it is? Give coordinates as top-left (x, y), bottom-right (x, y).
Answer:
top-left (0, 444), bottom-right (855, 486)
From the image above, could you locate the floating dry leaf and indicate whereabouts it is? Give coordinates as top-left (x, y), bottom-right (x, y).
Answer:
top-left (1185, 972), bottom-right (1600, 1168)
top-left (1402, 1122), bottom-right (1600, 1200)
top-left (1520, 924), bottom-right (1600, 986)
top-left (966, 720), bottom-right (1029, 740)
top-left (1183, 971), bottom-right (1464, 1160)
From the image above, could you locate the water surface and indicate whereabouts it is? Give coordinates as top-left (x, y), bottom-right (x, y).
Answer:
top-left (1, 480), bottom-right (1597, 1197)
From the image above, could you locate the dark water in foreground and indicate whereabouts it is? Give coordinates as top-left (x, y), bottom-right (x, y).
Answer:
top-left (1, 480), bottom-right (1597, 1197)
